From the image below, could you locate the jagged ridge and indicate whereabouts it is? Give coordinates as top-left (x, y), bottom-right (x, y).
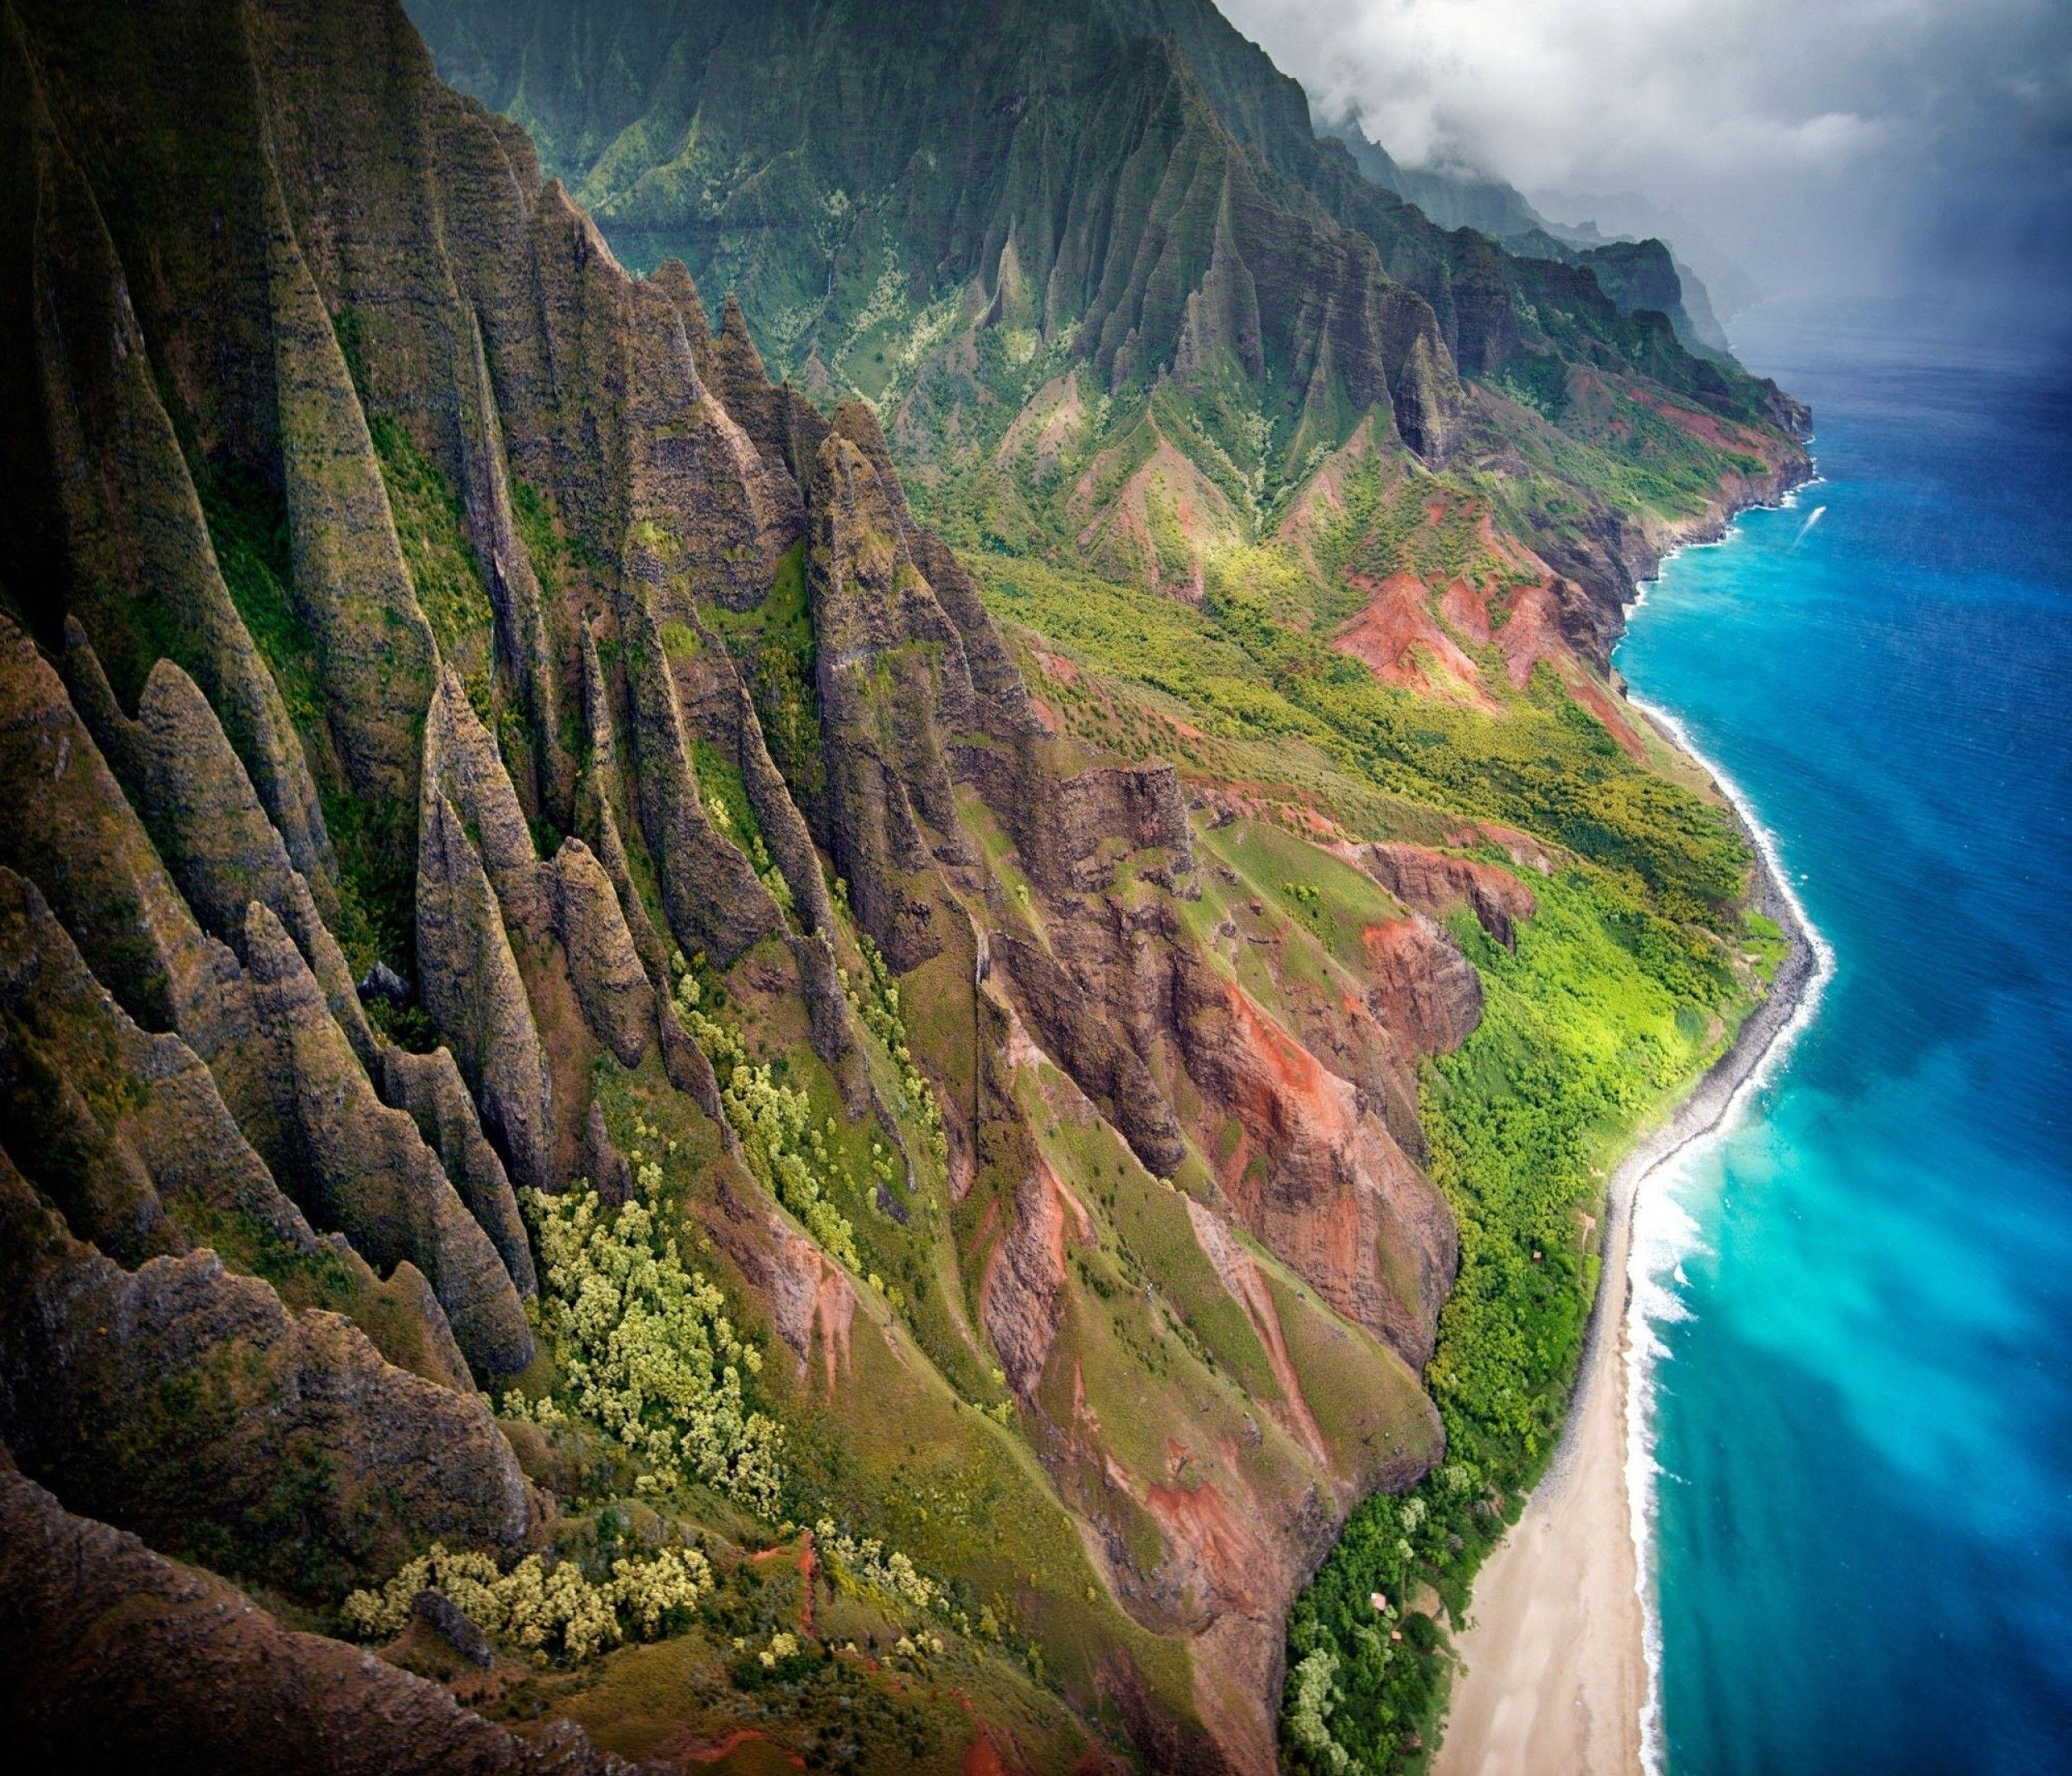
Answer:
top-left (0, 0), bottom-right (1584, 1770)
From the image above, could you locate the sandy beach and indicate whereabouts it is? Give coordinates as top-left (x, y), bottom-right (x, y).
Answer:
top-left (1435, 743), bottom-right (1823, 1776)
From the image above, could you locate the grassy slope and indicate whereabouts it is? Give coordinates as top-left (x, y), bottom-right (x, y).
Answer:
top-left (11, 5), bottom-right (1798, 1769)
top-left (955, 522), bottom-right (1772, 1772)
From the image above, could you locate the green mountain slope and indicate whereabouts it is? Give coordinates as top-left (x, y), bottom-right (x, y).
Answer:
top-left (0, 1), bottom-right (1803, 1773)
top-left (408, 0), bottom-right (1805, 610)
top-left (1318, 112), bottom-right (1740, 363)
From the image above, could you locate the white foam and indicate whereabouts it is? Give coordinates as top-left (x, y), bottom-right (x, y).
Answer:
top-left (1627, 472), bottom-right (1827, 617)
top-left (1616, 694), bottom-right (1836, 1774)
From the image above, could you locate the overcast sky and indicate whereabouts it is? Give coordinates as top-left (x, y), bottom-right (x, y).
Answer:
top-left (1221, 0), bottom-right (2072, 328)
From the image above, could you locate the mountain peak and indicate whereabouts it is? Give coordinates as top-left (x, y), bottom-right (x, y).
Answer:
top-left (1, 2), bottom-right (1805, 1770)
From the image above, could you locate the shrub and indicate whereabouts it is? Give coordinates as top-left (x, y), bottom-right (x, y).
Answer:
top-left (522, 1175), bottom-right (785, 1513)
top-left (673, 960), bottom-right (864, 1270)
top-left (813, 1517), bottom-right (946, 1615)
top-left (340, 1541), bottom-right (714, 1662)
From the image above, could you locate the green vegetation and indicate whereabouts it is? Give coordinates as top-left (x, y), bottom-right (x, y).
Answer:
top-left (194, 459), bottom-right (419, 984)
top-left (191, 213), bottom-right (1764, 1776)
top-left (706, 545), bottom-right (827, 817)
top-left (518, 1169), bottom-right (787, 1514)
top-left (511, 477), bottom-right (601, 600)
top-left (690, 741), bottom-right (791, 909)
top-left (976, 549), bottom-right (1747, 945)
top-left (672, 959), bottom-right (865, 1274)
top-left (321, 788), bottom-right (419, 981)
top-left (196, 464), bottom-right (325, 734)
top-left (1284, 870), bottom-right (1745, 1772)
top-left (19, 8), bottom-right (1803, 1764)
top-left (811, 1517), bottom-right (948, 1614)
top-left (341, 1539), bottom-right (715, 1662)
top-left (840, 924), bottom-right (948, 1169)
top-left (368, 416), bottom-right (497, 719)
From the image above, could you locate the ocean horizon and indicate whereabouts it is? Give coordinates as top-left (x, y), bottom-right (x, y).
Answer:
top-left (1615, 299), bottom-right (2072, 1775)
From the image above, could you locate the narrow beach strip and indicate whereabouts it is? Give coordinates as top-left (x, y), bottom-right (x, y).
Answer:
top-left (1433, 699), bottom-right (1831, 1776)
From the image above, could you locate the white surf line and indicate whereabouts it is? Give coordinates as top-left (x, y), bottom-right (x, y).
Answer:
top-left (1624, 469), bottom-right (1828, 620)
top-left (1619, 693), bottom-right (1836, 1776)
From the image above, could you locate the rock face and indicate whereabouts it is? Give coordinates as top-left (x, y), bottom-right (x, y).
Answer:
top-left (0, 1458), bottom-right (613, 1775)
top-left (0, 869), bottom-right (297, 1265)
top-left (1359, 915), bottom-right (1485, 1060)
top-left (0, 1150), bottom-right (533, 1593)
top-left (243, 903), bottom-right (534, 1382)
top-left (1350, 840), bottom-right (1540, 951)
top-left (380, 1044), bottom-right (537, 1298)
top-left (416, 790), bottom-right (561, 1197)
top-left (0, 0), bottom-right (1789, 1769)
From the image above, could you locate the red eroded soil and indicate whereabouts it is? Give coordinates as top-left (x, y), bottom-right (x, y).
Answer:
top-left (961, 1735), bottom-right (1010, 1776)
top-left (798, 1534), bottom-right (819, 1635)
top-left (1223, 984), bottom-right (1354, 1146)
top-left (1184, 1198), bottom-right (1328, 1462)
top-left (1489, 582), bottom-right (1568, 685)
top-left (1440, 575), bottom-right (1492, 643)
top-left (1479, 583), bottom-right (1645, 755)
top-left (1140, 1476), bottom-right (1273, 1611)
top-left (1568, 677), bottom-right (1649, 761)
top-left (1335, 571), bottom-right (1496, 708)
top-left (665, 1727), bottom-right (804, 1769)
top-left (1632, 387), bottom-right (1760, 453)
top-left (1031, 649), bottom-right (1079, 685)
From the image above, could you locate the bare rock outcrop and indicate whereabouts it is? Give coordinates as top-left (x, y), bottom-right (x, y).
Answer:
top-left (417, 790), bottom-right (559, 1196)
top-left (614, 556), bottom-right (785, 965)
top-left (1171, 957), bottom-right (1457, 1367)
top-left (1349, 840), bottom-right (1537, 950)
top-left (980, 1159), bottom-right (1084, 1399)
top-left (995, 930), bottom-right (1189, 1177)
top-left (808, 428), bottom-right (980, 969)
top-left (263, 162), bottom-right (438, 810)
top-left (0, 869), bottom-right (311, 1264)
top-left (0, 1149), bottom-right (532, 1590)
top-left (0, 614), bottom-right (219, 1035)
top-left (243, 903), bottom-right (533, 1380)
top-left (379, 1044), bottom-right (536, 1299)
top-left (579, 1100), bottom-right (633, 1208)
top-left (687, 286), bottom-right (835, 493)
top-left (0, 1457), bottom-right (615, 1775)
top-left (12, 50), bottom-right (335, 897)
top-left (0, 2), bottom-right (1557, 1766)
top-left (1359, 913), bottom-right (1484, 1057)
top-left (63, 639), bottom-right (375, 1058)
top-left (550, 839), bottom-right (655, 1068)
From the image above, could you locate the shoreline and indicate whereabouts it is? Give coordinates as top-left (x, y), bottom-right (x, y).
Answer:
top-left (1618, 699), bottom-right (1832, 1774)
top-left (1432, 549), bottom-right (1827, 1776)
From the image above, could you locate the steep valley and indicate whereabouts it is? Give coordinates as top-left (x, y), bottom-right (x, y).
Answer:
top-left (0, 1), bottom-right (1806, 1772)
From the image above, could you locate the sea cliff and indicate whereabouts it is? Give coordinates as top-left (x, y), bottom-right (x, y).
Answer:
top-left (0, 0), bottom-right (1806, 1769)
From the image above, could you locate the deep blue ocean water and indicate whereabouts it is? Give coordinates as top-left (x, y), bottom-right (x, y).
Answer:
top-left (1615, 302), bottom-right (2072, 1776)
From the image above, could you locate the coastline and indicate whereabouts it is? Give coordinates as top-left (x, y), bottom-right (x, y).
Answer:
top-left (1432, 623), bottom-right (1827, 1774)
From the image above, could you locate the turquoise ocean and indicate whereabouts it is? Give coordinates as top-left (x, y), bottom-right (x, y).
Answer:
top-left (1615, 302), bottom-right (2072, 1775)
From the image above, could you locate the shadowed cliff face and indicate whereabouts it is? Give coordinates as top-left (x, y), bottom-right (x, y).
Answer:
top-left (0, 0), bottom-right (1484, 1768)
top-left (0, 0), bottom-right (1790, 1771)
top-left (406, 0), bottom-right (1808, 632)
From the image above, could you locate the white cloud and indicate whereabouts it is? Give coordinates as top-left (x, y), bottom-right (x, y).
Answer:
top-left (1218, 0), bottom-right (2070, 301)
